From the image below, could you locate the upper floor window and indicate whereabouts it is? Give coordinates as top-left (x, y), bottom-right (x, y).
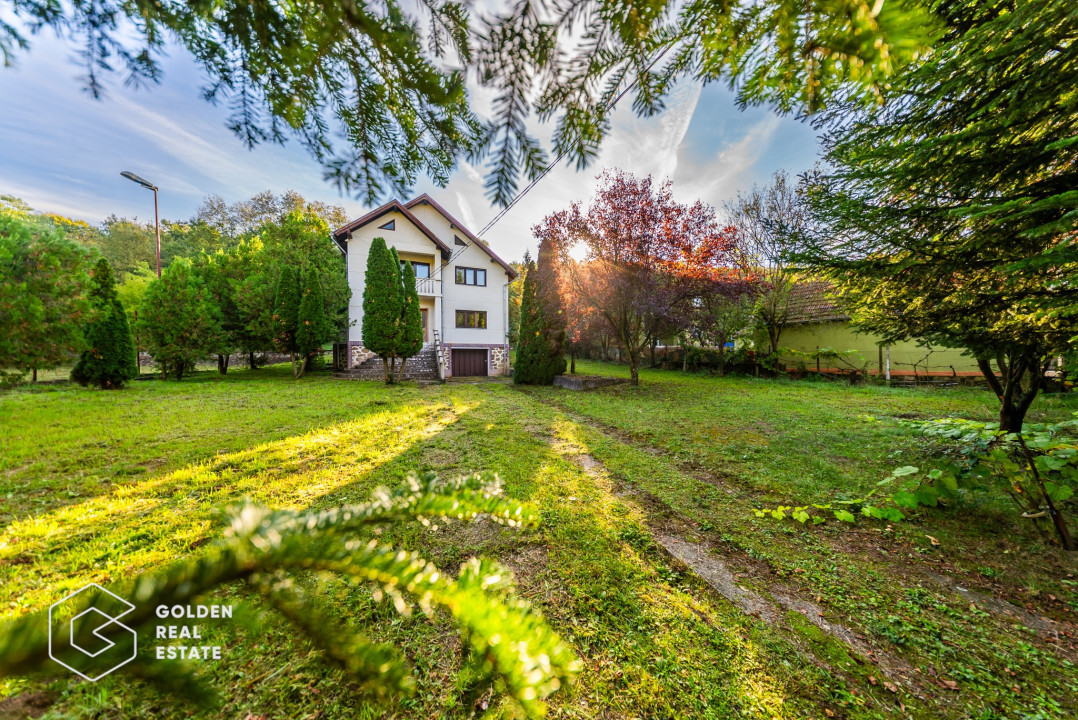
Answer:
top-left (455, 266), bottom-right (486, 286)
top-left (456, 310), bottom-right (487, 329)
top-left (378, 219), bottom-right (395, 230)
top-left (401, 261), bottom-right (431, 279)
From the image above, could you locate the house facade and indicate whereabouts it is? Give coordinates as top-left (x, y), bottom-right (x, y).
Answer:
top-left (770, 280), bottom-right (983, 378)
top-left (331, 194), bottom-right (517, 378)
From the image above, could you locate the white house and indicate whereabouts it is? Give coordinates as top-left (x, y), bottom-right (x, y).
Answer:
top-left (331, 194), bottom-right (518, 378)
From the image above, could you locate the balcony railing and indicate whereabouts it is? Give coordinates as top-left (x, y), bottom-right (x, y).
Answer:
top-left (416, 277), bottom-right (441, 296)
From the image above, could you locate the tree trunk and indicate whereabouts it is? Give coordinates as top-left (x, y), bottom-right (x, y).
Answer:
top-left (382, 356), bottom-right (392, 384)
top-left (719, 347), bottom-right (726, 376)
top-left (570, 350), bottom-right (576, 375)
top-left (649, 339), bottom-right (657, 367)
top-left (249, 351), bottom-right (257, 370)
top-left (977, 356), bottom-right (1044, 433)
top-left (289, 352), bottom-right (298, 378)
top-left (31, 368), bottom-right (37, 383)
top-left (217, 354), bottom-right (229, 375)
top-left (398, 356), bottom-right (409, 382)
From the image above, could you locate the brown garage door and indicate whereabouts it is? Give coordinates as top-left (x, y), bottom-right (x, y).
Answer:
top-left (452, 349), bottom-right (488, 377)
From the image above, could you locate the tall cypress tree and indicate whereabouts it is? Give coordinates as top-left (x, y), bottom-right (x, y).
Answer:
top-left (272, 265), bottom-right (301, 375)
top-left (362, 237), bottom-right (404, 383)
top-left (72, 258), bottom-right (139, 389)
top-left (396, 259), bottom-right (424, 381)
top-left (514, 247), bottom-right (566, 385)
top-left (295, 269), bottom-right (332, 378)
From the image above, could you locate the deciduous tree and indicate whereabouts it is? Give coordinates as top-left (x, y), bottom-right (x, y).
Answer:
top-left (536, 170), bottom-right (740, 385)
top-left (0, 212), bottom-right (92, 384)
top-left (724, 171), bottom-right (811, 356)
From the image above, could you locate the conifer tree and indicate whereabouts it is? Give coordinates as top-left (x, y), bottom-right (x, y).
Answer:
top-left (514, 246), bottom-right (566, 385)
top-left (72, 258), bottom-right (139, 388)
top-left (396, 259), bottom-right (424, 381)
top-left (362, 237), bottom-right (404, 383)
top-left (295, 269), bottom-right (333, 378)
top-left (271, 265), bottom-right (301, 375)
top-left (799, 0), bottom-right (1078, 431)
top-left (138, 259), bottom-right (223, 380)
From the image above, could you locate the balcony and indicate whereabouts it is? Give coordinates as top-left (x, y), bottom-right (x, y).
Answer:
top-left (416, 277), bottom-right (441, 296)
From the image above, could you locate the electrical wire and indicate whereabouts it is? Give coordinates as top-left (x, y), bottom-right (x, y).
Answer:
top-left (476, 43), bottom-right (676, 239)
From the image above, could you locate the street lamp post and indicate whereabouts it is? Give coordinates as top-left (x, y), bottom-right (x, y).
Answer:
top-left (120, 171), bottom-right (161, 278)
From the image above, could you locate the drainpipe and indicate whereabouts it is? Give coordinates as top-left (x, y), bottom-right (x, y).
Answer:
top-left (503, 280), bottom-right (510, 373)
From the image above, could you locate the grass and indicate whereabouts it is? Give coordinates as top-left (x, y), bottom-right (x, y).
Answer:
top-left (1, 362), bottom-right (1076, 719)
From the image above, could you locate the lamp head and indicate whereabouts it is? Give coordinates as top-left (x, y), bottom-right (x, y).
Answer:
top-left (121, 171), bottom-right (158, 191)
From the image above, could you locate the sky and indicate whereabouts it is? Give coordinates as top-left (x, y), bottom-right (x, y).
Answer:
top-left (0, 31), bottom-right (823, 263)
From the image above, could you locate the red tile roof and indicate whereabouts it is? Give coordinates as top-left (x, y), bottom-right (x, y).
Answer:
top-left (785, 280), bottom-right (850, 324)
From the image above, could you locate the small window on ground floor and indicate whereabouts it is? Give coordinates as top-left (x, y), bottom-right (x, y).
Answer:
top-left (455, 310), bottom-right (487, 329)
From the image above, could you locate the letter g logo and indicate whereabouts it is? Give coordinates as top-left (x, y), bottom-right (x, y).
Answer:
top-left (49, 583), bottom-right (138, 680)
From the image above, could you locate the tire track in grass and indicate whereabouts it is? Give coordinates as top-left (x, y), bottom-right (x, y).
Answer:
top-left (538, 405), bottom-right (939, 716)
top-left (529, 389), bottom-right (1078, 718)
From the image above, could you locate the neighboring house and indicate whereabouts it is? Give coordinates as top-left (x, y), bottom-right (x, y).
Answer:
top-left (331, 194), bottom-right (518, 378)
top-left (774, 280), bottom-right (983, 377)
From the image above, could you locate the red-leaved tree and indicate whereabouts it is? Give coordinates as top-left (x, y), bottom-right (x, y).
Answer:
top-left (534, 170), bottom-right (740, 385)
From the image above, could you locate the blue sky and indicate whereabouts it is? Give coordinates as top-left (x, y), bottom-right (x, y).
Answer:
top-left (0, 32), bottom-right (822, 262)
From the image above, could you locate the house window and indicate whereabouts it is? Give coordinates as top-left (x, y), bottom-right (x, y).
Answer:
top-left (378, 219), bottom-right (395, 230)
top-left (454, 266), bottom-right (486, 286)
top-left (454, 235), bottom-right (467, 247)
top-left (401, 261), bottom-right (431, 279)
top-left (455, 310), bottom-right (487, 329)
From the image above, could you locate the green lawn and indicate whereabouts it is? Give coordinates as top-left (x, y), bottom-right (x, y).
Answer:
top-left (1, 363), bottom-right (1076, 719)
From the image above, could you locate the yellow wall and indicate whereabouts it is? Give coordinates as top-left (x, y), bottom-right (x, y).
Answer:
top-left (774, 322), bottom-right (983, 376)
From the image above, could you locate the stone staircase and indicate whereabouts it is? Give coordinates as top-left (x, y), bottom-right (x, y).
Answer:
top-left (334, 347), bottom-right (441, 381)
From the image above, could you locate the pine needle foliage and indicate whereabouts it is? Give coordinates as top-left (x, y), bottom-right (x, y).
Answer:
top-left (397, 258), bottom-right (425, 378)
top-left (362, 237), bottom-right (405, 383)
top-left (271, 265), bottom-right (301, 358)
top-left (294, 269), bottom-right (333, 378)
top-left (138, 259), bottom-right (224, 380)
top-left (514, 246), bottom-right (566, 385)
top-left (72, 258), bottom-right (139, 388)
top-left (0, 472), bottom-right (579, 716)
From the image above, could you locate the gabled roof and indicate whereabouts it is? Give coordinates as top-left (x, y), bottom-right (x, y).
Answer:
top-left (405, 194), bottom-right (518, 281)
top-left (331, 199), bottom-right (451, 257)
top-left (786, 280), bottom-right (850, 324)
